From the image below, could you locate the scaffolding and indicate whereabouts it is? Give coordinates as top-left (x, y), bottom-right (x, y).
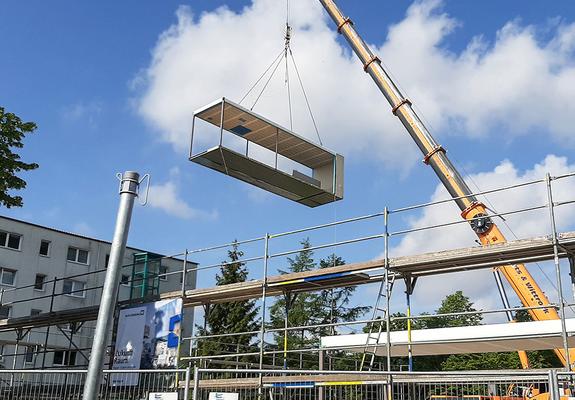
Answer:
top-left (0, 170), bottom-right (574, 376)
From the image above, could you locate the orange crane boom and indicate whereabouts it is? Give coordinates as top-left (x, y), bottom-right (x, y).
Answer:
top-left (318, 0), bottom-right (574, 369)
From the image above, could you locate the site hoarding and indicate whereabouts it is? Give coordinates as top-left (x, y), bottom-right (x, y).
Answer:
top-left (111, 298), bottom-right (183, 386)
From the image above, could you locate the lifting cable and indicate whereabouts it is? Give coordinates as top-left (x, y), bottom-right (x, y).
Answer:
top-left (238, 0), bottom-right (323, 146)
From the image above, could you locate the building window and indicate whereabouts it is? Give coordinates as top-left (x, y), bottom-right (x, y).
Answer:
top-left (0, 268), bottom-right (15, 286)
top-left (24, 346), bottom-right (34, 364)
top-left (39, 240), bottom-right (51, 256)
top-left (34, 274), bottom-right (46, 291)
top-left (105, 254), bottom-right (110, 267)
top-left (120, 274), bottom-right (130, 286)
top-left (159, 265), bottom-right (168, 281)
top-left (67, 247), bottom-right (89, 265)
top-left (53, 350), bottom-right (76, 366)
top-left (62, 280), bottom-right (86, 298)
top-left (0, 306), bottom-right (11, 319)
top-left (30, 309), bottom-right (42, 316)
top-left (0, 231), bottom-right (21, 250)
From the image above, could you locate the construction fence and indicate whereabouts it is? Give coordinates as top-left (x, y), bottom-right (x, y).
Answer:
top-left (1, 367), bottom-right (574, 399)
top-left (192, 369), bottom-right (575, 400)
top-left (0, 368), bottom-right (189, 400)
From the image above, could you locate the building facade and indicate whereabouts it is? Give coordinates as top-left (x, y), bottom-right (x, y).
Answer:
top-left (0, 215), bottom-right (196, 370)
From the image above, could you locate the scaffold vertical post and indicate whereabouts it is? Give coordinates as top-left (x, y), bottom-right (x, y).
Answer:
top-left (549, 369), bottom-right (560, 400)
top-left (183, 365), bottom-right (191, 400)
top-left (546, 172), bottom-right (571, 371)
top-left (259, 233), bottom-right (270, 370)
top-left (82, 171), bottom-right (140, 400)
top-left (283, 297), bottom-right (289, 369)
top-left (181, 249), bottom-right (188, 297)
top-left (319, 350), bottom-right (324, 400)
top-left (384, 207), bottom-right (391, 371)
top-left (569, 255), bottom-right (575, 301)
top-left (42, 276), bottom-right (57, 369)
top-left (192, 367), bottom-right (199, 400)
top-left (384, 207), bottom-right (393, 400)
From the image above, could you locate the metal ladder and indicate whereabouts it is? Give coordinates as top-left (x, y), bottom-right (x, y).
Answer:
top-left (360, 273), bottom-right (395, 371)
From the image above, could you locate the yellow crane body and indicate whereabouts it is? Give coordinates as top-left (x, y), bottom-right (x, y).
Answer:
top-left (318, 0), bottom-right (575, 370)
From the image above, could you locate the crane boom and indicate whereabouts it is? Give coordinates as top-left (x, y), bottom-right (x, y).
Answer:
top-left (318, 0), bottom-right (574, 369)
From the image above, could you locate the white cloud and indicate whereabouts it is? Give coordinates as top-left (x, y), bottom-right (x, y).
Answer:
top-left (388, 155), bottom-right (575, 316)
top-left (135, 0), bottom-right (575, 170)
top-left (147, 179), bottom-right (218, 220)
top-left (61, 101), bottom-right (103, 127)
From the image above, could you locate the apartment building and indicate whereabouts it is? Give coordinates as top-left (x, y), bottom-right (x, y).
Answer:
top-left (0, 215), bottom-right (196, 369)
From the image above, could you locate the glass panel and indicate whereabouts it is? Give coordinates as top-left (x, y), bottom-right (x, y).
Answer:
top-left (53, 351), bottom-right (64, 365)
top-left (39, 240), bottom-right (50, 256)
top-left (159, 265), bottom-right (168, 281)
top-left (73, 281), bottom-right (85, 297)
top-left (68, 351), bottom-right (77, 366)
top-left (1, 270), bottom-right (15, 286)
top-left (77, 249), bottom-right (89, 264)
top-left (67, 247), bottom-right (77, 262)
top-left (7, 234), bottom-right (20, 250)
top-left (34, 274), bottom-right (45, 290)
top-left (0, 232), bottom-right (6, 246)
top-left (63, 280), bottom-right (73, 294)
top-left (25, 347), bottom-right (34, 363)
top-left (0, 306), bottom-right (10, 318)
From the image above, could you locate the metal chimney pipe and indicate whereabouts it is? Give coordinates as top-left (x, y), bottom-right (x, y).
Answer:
top-left (82, 171), bottom-right (140, 400)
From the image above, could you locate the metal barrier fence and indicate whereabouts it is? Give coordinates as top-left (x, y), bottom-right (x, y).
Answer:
top-left (192, 368), bottom-right (565, 400)
top-left (0, 368), bottom-right (188, 400)
top-left (0, 367), bottom-right (570, 400)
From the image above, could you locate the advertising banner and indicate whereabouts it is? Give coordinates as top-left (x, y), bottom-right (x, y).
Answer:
top-left (112, 298), bottom-right (183, 385)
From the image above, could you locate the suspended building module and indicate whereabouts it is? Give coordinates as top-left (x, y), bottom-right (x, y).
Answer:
top-left (189, 98), bottom-right (344, 207)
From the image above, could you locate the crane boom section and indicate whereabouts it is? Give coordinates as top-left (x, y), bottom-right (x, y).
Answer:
top-left (318, 0), bottom-right (575, 368)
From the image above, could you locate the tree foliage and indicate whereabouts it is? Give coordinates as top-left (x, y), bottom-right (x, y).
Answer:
top-left (0, 107), bottom-right (38, 208)
top-left (195, 242), bottom-right (260, 366)
top-left (268, 240), bottom-right (370, 369)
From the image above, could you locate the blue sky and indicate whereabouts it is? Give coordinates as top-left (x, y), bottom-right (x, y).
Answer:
top-left (2, 0), bottom-right (575, 316)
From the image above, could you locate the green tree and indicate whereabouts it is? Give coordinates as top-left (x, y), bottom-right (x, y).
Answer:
top-left (315, 254), bottom-right (370, 370)
top-left (428, 290), bottom-right (482, 328)
top-left (0, 107), bottom-right (38, 208)
top-left (268, 238), bottom-right (318, 368)
top-left (196, 242), bottom-right (260, 366)
top-left (315, 254), bottom-right (371, 336)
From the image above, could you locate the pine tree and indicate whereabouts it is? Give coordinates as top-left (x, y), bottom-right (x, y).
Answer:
top-left (314, 254), bottom-right (371, 370)
top-left (196, 242), bottom-right (260, 366)
top-left (315, 254), bottom-right (371, 336)
top-left (268, 238), bottom-right (318, 368)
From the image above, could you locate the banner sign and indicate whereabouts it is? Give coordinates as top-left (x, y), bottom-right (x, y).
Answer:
top-left (149, 393), bottom-right (178, 400)
top-left (208, 393), bottom-right (240, 400)
top-left (112, 298), bottom-right (183, 385)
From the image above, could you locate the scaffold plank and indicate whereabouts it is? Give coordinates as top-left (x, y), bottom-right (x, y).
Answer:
top-left (1, 231), bottom-right (573, 332)
top-left (174, 231), bottom-right (575, 306)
